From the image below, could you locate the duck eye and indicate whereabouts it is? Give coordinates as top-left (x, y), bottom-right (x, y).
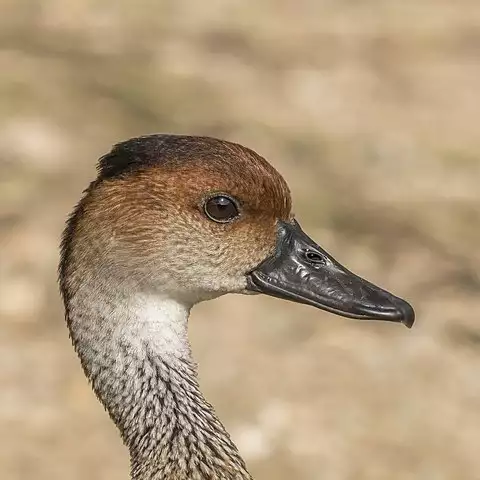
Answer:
top-left (204, 195), bottom-right (239, 223)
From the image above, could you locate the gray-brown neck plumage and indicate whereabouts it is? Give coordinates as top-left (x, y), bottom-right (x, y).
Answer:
top-left (63, 284), bottom-right (252, 480)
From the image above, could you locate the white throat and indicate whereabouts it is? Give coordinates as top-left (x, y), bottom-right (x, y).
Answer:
top-left (124, 294), bottom-right (192, 359)
top-left (65, 282), bottom-right (196, 397)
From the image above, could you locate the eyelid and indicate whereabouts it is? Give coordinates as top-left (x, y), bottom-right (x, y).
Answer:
top-left (202, 193), bottom-right (242, 212)
top-left (204, 192), bottom-right (239, 205)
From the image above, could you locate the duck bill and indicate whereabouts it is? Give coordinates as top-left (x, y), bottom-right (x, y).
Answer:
top-left (247, 221), bottom-right (415, 328)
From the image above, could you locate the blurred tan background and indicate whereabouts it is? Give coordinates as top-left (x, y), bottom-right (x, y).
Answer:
top-left (1, 1), bottom-right (480, 479)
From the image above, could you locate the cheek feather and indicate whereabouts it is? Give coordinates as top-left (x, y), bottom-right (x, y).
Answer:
top-left (218, 219), bottom-right (277, 274)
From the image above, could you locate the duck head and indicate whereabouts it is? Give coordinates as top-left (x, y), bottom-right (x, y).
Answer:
top-left (64, 134), bottom-right (414, 327)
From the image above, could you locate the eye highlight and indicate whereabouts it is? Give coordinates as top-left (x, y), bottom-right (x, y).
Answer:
top-left (204, 195), bottom-right (239, 223)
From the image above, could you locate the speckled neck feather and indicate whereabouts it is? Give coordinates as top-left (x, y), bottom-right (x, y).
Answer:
top-left (63, 287), bottom-right (252, 480)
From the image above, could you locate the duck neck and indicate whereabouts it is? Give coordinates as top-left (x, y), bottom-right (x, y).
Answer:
top-left (65, 287), bottom-right (252, 480)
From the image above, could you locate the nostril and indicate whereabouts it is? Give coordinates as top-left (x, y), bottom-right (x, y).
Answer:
top-left (304, 250), bottom-right (326, 266)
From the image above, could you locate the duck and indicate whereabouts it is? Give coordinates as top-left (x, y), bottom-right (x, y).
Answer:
top-left (59, 134), bottom-right (415, 480)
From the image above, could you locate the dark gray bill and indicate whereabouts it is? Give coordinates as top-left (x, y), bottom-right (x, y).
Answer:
top-left (247, 220), bottom-right (415, 328)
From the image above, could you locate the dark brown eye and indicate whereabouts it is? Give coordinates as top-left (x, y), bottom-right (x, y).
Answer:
top-left (204, 195), bottom-right (239, 223)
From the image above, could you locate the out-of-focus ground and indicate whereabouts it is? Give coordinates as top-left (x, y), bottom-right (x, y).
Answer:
top-left (1, 1), bottom-right (480, 479)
